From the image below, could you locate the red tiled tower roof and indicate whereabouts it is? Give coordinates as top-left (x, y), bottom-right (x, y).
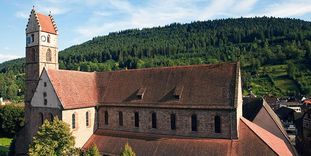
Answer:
top-left (36, 13), bottom-right (57, 34)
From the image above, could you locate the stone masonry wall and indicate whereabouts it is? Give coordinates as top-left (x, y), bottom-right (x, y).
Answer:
top-left (98, 106), bottom-right (233, 139)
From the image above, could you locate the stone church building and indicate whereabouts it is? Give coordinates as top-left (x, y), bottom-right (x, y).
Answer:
top-left (16, 8), bottom-right (296, 155)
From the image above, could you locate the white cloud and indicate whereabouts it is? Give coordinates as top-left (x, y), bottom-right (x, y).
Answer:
top-left (0, 54), bottom-right (22, 63)
top-left (232, 0), bottom-right (258, 13)
top-left (93, 11), bottom-right (112, 16)
top-left (72, 0), bottom-right (311, 42)
top-left (39, 6), bottom-right (71, 15)
top-left (15, 11), bottom-right (29, 19)
top-left (262, 3), bottom-right (311, 17)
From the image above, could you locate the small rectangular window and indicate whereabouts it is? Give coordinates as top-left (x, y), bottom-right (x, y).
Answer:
top-left (171, 114), bottom-right (176, 130)
top-left (134, 112), bottom-right (139, 127)
top-left (104, 111), bottom-right (108, 125)
top-left (119, 112), bottom-right (123, 126)
top-left (44, 99), bottom-right (47, 105)
top-left (86, 111), bottom-right (89, 127)
top-left (152, 112), bottom-right (157, 129)
top-left (191, 114), bottom-right (197, 132)
top-left (44, 82), bottom-right (47, 87)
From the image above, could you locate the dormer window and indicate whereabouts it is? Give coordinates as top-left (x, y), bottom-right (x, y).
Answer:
top-left (174, 86), bottom-right (184, 100)
top-left (137, 87), bottom-right (146, 100)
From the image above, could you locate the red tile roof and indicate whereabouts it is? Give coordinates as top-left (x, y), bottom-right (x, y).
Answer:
top-left (243, 97), bottom-right (296, 154)
top-left (240, 117), bottom-right (292, 156)
top-left (304, 99), bottom-right (311, 105)
top-left (36, 13), bottom-right (57, 34)
top-left (47, 69), bottom-right (98, 109)
top-left (46, 63), bottom-right (238, 109)
top-left (83, 118), bottom-right (292, 156)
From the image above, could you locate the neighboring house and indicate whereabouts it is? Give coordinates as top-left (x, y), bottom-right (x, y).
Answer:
top-left (16, 8), bottom-right (295, 156)
top-left (243, 97), bottom-right (297, 154)
top-left (302, 99), bottom-right (311, 112)
top-left (279, 101), bottom-right (303, 113)
top-left (264, 96), bottom-right (280, 110)
top-left (296, 109), bottom-right (311, 156)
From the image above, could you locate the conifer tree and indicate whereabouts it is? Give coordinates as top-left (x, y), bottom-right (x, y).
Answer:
top-left (120, 143), bottom-right (136, 156)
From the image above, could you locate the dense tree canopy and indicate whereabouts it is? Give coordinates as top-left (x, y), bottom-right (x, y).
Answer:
top-left (1, 17), bottom-right (311, 98)
top-left (0, 105), bottom-right (24, 137)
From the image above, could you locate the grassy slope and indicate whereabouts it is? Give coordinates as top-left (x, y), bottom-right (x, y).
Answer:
top-left (249, 64), bottom-right (301, 96)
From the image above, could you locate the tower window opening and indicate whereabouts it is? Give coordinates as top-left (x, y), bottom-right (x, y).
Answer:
top-left (50, 113), bottom-right (54, 122)
top-left (47, 35), bottom-right (50, 43)
top-left (39, 112), bottom-right (44, 125)
top-left (31, 34), bottom-right (34, 42)
top-left (46, 49), bottom-right (52, 62)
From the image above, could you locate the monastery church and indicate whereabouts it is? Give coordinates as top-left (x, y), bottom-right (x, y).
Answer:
top-left (16, 8), bottom-right (296, 156)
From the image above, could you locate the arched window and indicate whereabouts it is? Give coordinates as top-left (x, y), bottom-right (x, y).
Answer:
top-left (191, 114), bottom-right (197, 132)
top-left (72, 113), bottom-right (76, 129)
top-left (39, 112), bottom-right (44, 125)
top-left (104, 111), bottom-right (108, 125)
top-left (86, 111), bottom-right (89, 127)
top-left (170, 114), bottom-right (176, 130)
top-left (119, 111), bottom-right (123, 126)
top-left (152, 112), bottom-right (157, 129)
top-left (47, 35), bottom-right (50, 43)
top-left (134, 112), bottom-right (139, 127)
top-left (50, 113), bottom-right (54, 122)
top-left (215, 115), bottom-right (221, 133)
top-left (46, 49), bottom-right (52, 62)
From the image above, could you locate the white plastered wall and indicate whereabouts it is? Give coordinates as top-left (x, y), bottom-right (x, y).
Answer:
top-left (62, 107), bottom-right (96, 148)
top-left (31, 69), bottom-right (62, 109)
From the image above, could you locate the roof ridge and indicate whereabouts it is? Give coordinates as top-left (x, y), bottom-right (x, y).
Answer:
top-left (262, 101), bottom-right (296, 153)
top-left (240, 117), bottom-right (292, 156)
top-left (109, 62), bottom-right (238, 73)
top-left (48, 62), bottom-right (237, 75)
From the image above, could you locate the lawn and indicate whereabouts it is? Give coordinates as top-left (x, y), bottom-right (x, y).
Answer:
top-left (0, 137), bottom-right (12, 155)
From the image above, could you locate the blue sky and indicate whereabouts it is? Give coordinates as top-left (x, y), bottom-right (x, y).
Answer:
top-left (0, 0), bottom-right (311, 63)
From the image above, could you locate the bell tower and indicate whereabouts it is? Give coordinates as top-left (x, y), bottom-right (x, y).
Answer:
top-left (16, 7), bottom-right (59, 155)
top-left (25, 8), bottom-right (58, 105)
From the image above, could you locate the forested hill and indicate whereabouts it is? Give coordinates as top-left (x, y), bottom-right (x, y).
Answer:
top-left (1, 17), bottom-right (311, 101)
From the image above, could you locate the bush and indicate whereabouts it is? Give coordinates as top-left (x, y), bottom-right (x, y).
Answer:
top-left (0, 105), bottom-right (24, 137)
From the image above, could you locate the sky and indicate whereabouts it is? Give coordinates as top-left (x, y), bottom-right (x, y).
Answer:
top-left (0, 0), bottom-right (311, 63)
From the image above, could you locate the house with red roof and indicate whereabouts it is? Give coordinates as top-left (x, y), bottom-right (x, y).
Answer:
top-left (16, 8), bottom-right (296, 156)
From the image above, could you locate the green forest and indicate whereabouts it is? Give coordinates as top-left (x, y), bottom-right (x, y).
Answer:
top-left (1, 17), bottom-right (311, 102)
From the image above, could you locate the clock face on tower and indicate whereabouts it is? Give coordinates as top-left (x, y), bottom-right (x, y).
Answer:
top-left (41, 35), bottom-right (46, 42)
